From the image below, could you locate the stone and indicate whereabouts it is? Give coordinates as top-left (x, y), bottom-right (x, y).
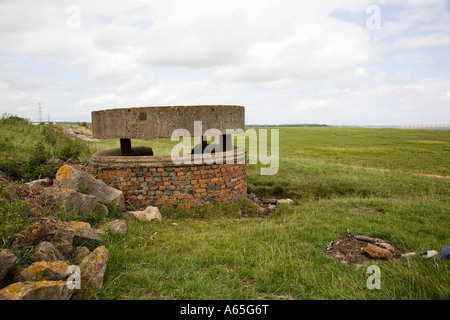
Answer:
top-left (72, 246), bottom-right (108, 299)
top-left (438, 246), bottom-right (450, 259)
top-left (25, 178), bottom-right (52, 189)
top-left (376, 242), bottom-right (396, 253)
top-left (99, 219), bottom-right (127, 234)
top-left (43, 186), bottom-right (109, 217)
top-left (364, 243), bottom-right (393, 259)
top-left (0, 170), bottom-right (12, 183)
top-left (69, 221), bottom-right (102, 250)
top-left (12, 222), bottom-right (48, 250)
top-left (277, 199), bottom-right (293, 204)
top-left (47, 156), bottom-right (65, 166)
top-left (128, 206), bottom-right (162, 222)
top-left (16, 261), bottom-right (70, 282)
top-left (30, 241), bottom-right (65, 262)
top-left (65, 128), bottom-right (82, 136)
top-left (262, 199), bottom-right (277, 205)
top-left (71, 246), bottom-right (91, 265)
top-left (0, 281), bottom-right (74, 300)
top-left (0, 249), bottom-right (17, 286)
top-left (38, 217), bottom-right (75, 258)
top-left (421, 250), bottom-right (438, 258)
top-left (55, 164), bottom-right (125, 211)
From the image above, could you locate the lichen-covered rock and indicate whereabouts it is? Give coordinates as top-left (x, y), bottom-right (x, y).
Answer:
top-left (42, 187), bottom-right (108, 217)
top-left (16, 261), bottom-right (70, 282)
top-left (99, 219), bottom-right (127, 234)
top-left (12, 222), bottom-right (48, 250)
top-left (69, 221), bottom-right (102, 250)
top-left (55, 164), bottom-right (125, 211)
top-left (71, 246), bottom-right (108, 299)
top-left (0, 281), bottom-right (74, 300)
top-left (30, 241), bottom-right (65, 262)
top-left (71, 246), bottom-right (91, 265)
top-left (38, 217), bottom-right (75, 258)
top-left (0, 249), bottom-right (17, 287)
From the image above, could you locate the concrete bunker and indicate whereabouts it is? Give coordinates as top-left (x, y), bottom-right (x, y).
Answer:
top-left (89, 105), bottom-right (247, 208)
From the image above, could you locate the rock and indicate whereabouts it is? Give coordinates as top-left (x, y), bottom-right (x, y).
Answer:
top-left (71, 246), bottom-right (91, 265)
top-left (267, 204), bottom-right (277, 211)
top-left (0, 170), bottom-right (12, 183)
top-left (55, 164), bottom-right (125, 211)
top-left (64, 129), bottom-right (101, 142)
top-left (12, 222), bottom-right (48, 250)
top-left (16, 261), bottom-right (70, 282)
top-left (438, 247), bottom-right (450, 259)
top-left (30, 241), bottom-right (65, 262)
top-left (421, 250), bottom-right (438, 258)
top-left (0, 281), bottom-right (74, 300)
top-left (376, 242), bottom-right (396, 253)
top-left (128, 206), bottom-right (162, 222)
top-left (0, 249), bottom-right (17, 286)
top-left (277, 199), bottom-right (293, 204)
top-left (25, 178), bottom-right (52, 189)
top-left (47, 156), bottom-right (65, 166)
top-left (43, 187), bottom-right (108, 217)
top-left (401, 252), bottom-right (416, 258)
top-left (38, 217), bottom-right (75, 258)
top-left (69, 221), bottom-right (102, 250)
top-left (262, 199), bottom-right (277, 205)
top-left (364, 243), bottom-right (393, 259)
top-left (72, 246), bottom-right (108, 299)
top-left (99, 219), bottom-right (127, 234)
top-left (65, 128), bottom-right (82, 136)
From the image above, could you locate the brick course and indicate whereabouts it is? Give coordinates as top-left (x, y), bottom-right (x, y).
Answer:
top-left (90, 148), bottom-right (247, 208)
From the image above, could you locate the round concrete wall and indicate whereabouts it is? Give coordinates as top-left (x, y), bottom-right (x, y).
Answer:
top-left (91, 105), bottom-right (245, 140)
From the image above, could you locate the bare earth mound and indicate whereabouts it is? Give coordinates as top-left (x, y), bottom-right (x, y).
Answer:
top-left (326, 236), bottom-right (403, 265)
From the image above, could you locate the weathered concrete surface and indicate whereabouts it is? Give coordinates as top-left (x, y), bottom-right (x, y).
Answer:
top-left (91, 105), bottom-right (245, 139)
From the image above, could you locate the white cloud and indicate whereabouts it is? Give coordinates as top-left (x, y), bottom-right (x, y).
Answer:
top-left (0, 0), bottom-right (449, 125)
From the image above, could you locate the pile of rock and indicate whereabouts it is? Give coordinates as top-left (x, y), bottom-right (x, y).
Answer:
top-left (0, 163), bottom-right (135, 300)
top-left (46, 164), bottom-right (126, 216)
top-left (64, 128), bottom-right (101, 142)
top-left (0, 216), bottom-right (127, 300)
top-left (247, 193), bottom-right (293, 215)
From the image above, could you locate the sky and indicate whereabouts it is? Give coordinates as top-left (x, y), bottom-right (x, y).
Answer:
top-left (0, 0), bottom-right (449, 125)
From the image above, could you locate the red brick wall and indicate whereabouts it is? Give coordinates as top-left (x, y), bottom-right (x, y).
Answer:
top-left (97, 163), bottom-right (247, 208)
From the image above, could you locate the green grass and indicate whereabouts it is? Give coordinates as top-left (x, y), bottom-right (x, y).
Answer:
top-left (94, 126), bottom-right (449, 300)
top-left (0, 115), bottom-right (93, 181)
top-left (1, 119), bottom-right (449, 300)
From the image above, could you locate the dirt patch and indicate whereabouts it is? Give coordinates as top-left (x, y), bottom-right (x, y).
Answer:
top-left (351, 207), bottom-right (381, 216)
top-left (326, 236), bottom-right (403, 265)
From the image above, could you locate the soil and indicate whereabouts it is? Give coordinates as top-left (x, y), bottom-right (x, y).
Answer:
top-left (351, 207), bottom-right (381, 216)
top-left (326, 237), bottom-right (402, 265)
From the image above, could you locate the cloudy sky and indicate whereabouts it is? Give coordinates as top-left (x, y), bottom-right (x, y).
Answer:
top-left (0, 0), bottom-right (449, 125)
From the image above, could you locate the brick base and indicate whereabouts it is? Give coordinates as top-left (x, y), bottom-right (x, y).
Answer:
top-left (89, 147), bottom-right (247, 208)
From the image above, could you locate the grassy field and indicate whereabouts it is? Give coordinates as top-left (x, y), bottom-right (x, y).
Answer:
top-left (1, 118), bottom-right (449, 300)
